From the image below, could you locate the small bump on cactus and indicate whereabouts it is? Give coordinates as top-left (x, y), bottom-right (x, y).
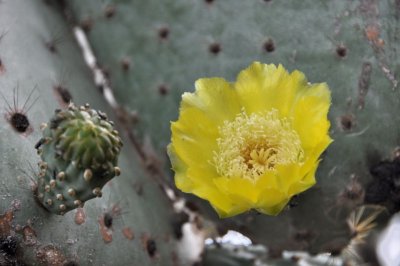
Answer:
top-left (34, 103), bottom-right (123, 215)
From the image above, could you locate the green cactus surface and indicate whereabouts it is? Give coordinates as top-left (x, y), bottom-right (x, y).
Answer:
top-left (1, 0), bottom-right (400, 265)
top-left (65, 0), bottom-right (400, 259)
top-left (0, 0), bottom-right (182, 265)
top-left (35, 103), bottom-right (123, 214)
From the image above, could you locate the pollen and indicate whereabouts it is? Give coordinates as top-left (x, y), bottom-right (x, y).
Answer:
top-left (213, 109), bottom-right (304, 180)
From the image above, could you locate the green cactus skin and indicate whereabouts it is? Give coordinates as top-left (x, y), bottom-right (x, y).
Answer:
top-left (64, 0), bottom-right (400, 259)
top-left (35, 103), bottom-right (123, 215)
top-left (0, 0), bottom-right (181, 265)
top-left (0, 0), bottom-right (398, 264)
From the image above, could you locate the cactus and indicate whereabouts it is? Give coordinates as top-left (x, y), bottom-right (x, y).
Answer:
top-left (64, 0), bottom-right (400, 261)
top-left (0, 0), bottom-right (182, 265)
top-left (1, 0), bottom-right (400, 265)
top-left (35, 103), bottom-right (123, 215)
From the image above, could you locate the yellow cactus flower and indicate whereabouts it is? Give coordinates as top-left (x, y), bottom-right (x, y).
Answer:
top-left (168, 62), bottom-right (332, 218)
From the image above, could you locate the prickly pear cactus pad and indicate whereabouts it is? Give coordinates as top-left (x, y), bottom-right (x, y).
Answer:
top-left (0, 0), bottom-right (182, 264)
top-left (35, 103), bottom-right (123, 214)
top-left (168, 62), bottom-right (332, 218)
top-left (64, 0), bottom-right (400, 257)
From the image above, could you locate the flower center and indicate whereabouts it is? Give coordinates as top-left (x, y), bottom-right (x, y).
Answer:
top-left (213, 109), bottom-right (304, 180)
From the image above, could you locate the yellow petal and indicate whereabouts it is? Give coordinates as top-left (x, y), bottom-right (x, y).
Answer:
top-left (168, 144), bottom-right (195, 192)
top-left (192, 185), bottom-right (248, 218)
top-left (182, 78), bottom-right (241, 123)
top-left (256, 188), bottom-right (289, 216)
top-left (214, 176), bottom-right (258, 205)
top-left (171, 77), bottom-right (242, 168)
top-left (256, 170), bottom-right (279, 188)
top-left (169, 144), bottom-right (243, 218)
top-left (291, 83), bottom-right (332, 150)
top-left (235, 62), bottom-right (307, 116)
top-left (171, 108), bottom-right (218, 167)
top-left (169, 142), bottom-right (221, 193)
top-left (274, 163), bottom-right (301, 194)
top-left (288, 159), bottom-right (320, 196)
